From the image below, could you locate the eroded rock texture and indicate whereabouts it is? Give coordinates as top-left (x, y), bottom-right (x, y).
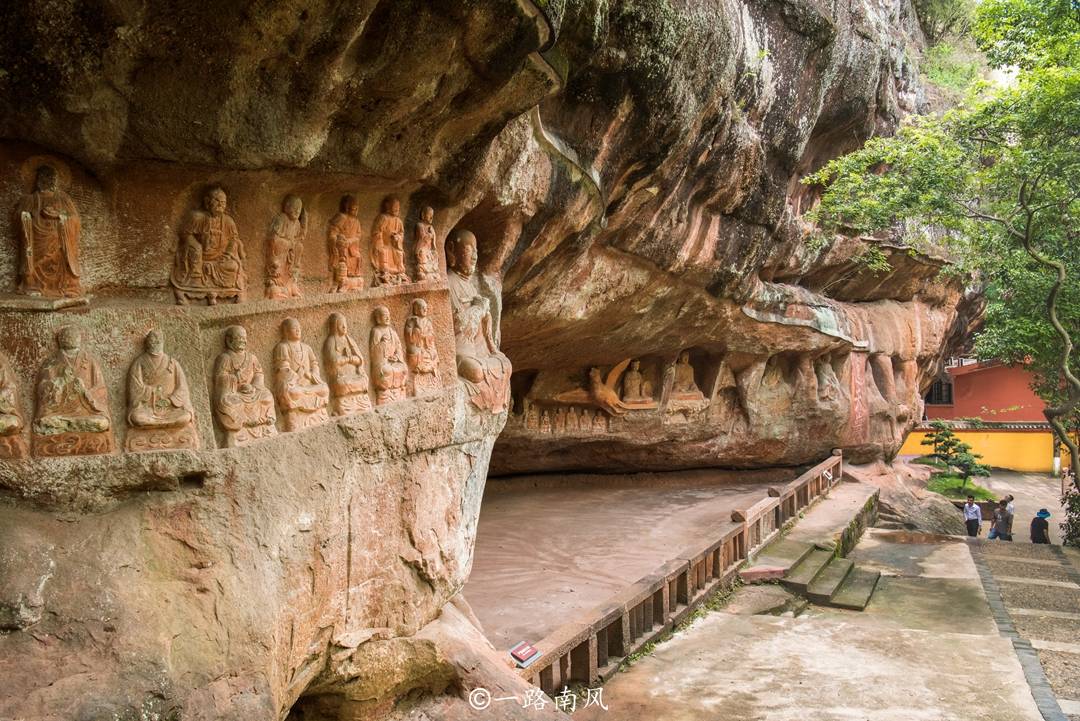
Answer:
top-left (0, 1), bottom-right (975, 719)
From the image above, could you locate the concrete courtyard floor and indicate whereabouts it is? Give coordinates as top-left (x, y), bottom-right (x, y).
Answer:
top-left (464, 468), bottom-right (791, 650)
top-left (576, 529), bottom-right (1052, 721)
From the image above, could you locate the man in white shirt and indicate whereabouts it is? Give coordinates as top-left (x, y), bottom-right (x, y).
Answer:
top-left (962, 495), bottom-right (982, 537)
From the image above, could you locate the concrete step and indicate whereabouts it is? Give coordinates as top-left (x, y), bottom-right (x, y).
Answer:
top-left (783, 548), bottom-right (834, 594)
top-left (741, 539), bottom-right (817, 583)
top-left (828, 568), bottom-right (881, 611)
top-left (806, 557), bottom-right (854, 604)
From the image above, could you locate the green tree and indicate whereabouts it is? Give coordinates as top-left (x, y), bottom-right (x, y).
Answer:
top-left (952, 443), bottom-right (992, 486)
top-left (805, 0), bottom-right (1080, 493)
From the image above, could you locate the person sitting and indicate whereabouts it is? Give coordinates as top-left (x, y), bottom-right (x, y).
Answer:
top-left (1031, 509), bottom-right (1052, 545)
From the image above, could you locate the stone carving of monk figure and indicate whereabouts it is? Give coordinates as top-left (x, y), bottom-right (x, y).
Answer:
top-left (621, 359), bottom-right (656, 406)
top-left (171, 186), bottom-right (247, 305)
top-left (34, 326), bottom-right (113, 454)
top-left (273, 318), bottom-right (329, 432)
top-left (404, 298), bottom-right (440, 396)
top-left (328, 194), bottom-right (364, 292)
top-left (369, 305), bottom-right (409, 405)
top-left (17, 164), bottom-right (82, 298)
top-left (371, 196), bottom-right (410, 286)
top-left (413, 206), bottom-right (440, 281)
top-left (446, 229), bottom-right (511, 413)
top-left (126, 329), bottom-right (197, 450)
top-left (266, 195), bottom-right (306, 300)
top-left (0, 355), bottom-right (26, 458)
top-left (323, 312), bottom-right (371, 416)
top-left (213, 325), bottom-right (277, 447)
top-left (671, 351), bottom-right (705, 400)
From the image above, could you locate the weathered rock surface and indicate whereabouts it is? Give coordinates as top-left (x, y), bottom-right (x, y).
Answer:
top-left (0, 1), bottom-right (976, 719)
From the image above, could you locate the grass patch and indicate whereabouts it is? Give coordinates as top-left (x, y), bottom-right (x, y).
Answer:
top-left (927, 473), bottom-right (996, 501)
top-left (618, 578), bottom-right (741, 671)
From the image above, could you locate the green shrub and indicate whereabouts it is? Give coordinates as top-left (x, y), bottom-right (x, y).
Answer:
top-left (923, 42), bottom-right (982, 94)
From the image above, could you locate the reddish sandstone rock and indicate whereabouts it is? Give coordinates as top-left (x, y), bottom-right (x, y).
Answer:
top-left (0, 1), bottom-right (975, 719)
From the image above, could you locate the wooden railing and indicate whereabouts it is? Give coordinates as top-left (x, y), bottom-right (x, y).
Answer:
top-left (514, 451), bottom-right (844, 692)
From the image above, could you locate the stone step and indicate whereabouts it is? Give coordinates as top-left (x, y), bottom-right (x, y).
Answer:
top-left (828, 568), bottom-right (881, 611)
top-left (741, 539), bottom-right (817, 583)
top-left (806, 557), bottom-right (855, 604)
top-left (782, 548), bottom-right (834, 594)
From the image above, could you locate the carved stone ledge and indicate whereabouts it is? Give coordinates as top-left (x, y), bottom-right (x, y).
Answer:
top-left (0, 292), bottom-right (89, 311)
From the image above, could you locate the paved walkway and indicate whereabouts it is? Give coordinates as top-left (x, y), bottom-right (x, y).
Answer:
top-left (464, 468), bottom-right (791, 650)
top-left (576, 529), bottom-right (1058, 721)
top-left (979, 471), bottom-right (1066, 545)
top-left (973, 541), bottom-right (1080, 720)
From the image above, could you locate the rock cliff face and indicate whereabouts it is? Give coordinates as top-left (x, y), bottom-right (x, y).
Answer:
top-left (0, 1), bottom-right (976, 719)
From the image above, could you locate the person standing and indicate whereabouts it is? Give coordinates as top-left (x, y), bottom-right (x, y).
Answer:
top-left (1031, 509), bottom-right (1052, 544)
top-left (962, 495), bottom-right (982, 537)
top-left (1005, 495), bottom-right (1016, 537)
top-left (989, 499), bottom-right (1013, 541)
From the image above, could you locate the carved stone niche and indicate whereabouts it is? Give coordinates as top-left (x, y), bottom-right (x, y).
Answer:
top-left (125, 329), bottom-right (198, 452)
top-left (170, 186), bottom-right (247, 306)
top-left (404, 299), bottom-right (440, 397)
top-left (8, 163), bottom-right (87, 308)
top-left (370, 305), bottom-right (409, 406)
top-left (0, 353), bottom-right (27, 459)
top-left (273, 318), bottom-right (329, 432)
top-left (33, 325), bottom-right (115, 457)
top-left (620, 358), bottom-right (659, 410)
top-left (212, 325), bottom-right (277, 448)
top-left (323, 312), bottom-right (372, 417)
top-left (265, 195), bottom-right (306, 300)
top-left (662, 350), bottom-right (709, 417)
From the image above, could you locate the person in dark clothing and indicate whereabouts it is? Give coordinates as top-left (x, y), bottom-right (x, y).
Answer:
top-left (989, 499), bottom-right (1013, 541)
top-left (1031, 509), bottom-right (1052, 544)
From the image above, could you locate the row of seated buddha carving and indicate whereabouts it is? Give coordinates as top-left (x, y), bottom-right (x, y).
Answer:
top-left (212, 303), bottom-right (440, 447)
top-left (524, 404), bottom-right (609, 434)
top-left (8, 168), bottom-right (446, 304)
top-left (0, 302), bottom-right (442, 457)
top-left (552, 352), bottom-right (705, 417)
top-left (170, 187), bottom-right (443, 305)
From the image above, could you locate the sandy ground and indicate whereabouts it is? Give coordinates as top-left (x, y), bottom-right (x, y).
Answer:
top-left (575, 530), bottom-right (1044, 721)
top-left (464, 471), bottom-right (781, 649)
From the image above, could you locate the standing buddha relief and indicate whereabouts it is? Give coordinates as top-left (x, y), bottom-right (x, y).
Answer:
top-left (33, 325), bottom-right (114, 456)
top-left (413, 206), bottom-right (440, 281)
top-left (446, 229), bottom-right (511, 413)
top-left (126, 329), bottom-right (198, 452)
top-left (16, 164), bottom-right (82, 299)
top-left (371, 196), bottom-right (410, 286)
top-left (171, 186), bottom-right (247, 305)
top-left (404, 298), bottom-right (440, 396)
top-left (266, 195), bottom-right (306, 300)
top-left (0, 354), bottom-right (27, 459)
top-left (328, 194), bottom-right (364, 293)
top-left (273, 318), bottom-right (330, 432)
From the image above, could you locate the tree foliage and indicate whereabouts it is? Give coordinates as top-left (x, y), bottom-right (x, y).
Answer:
top-left (919, 421), bottom-right (991, 485)
top-left (915, 0), bottom-right (977, 44)
top-left (805, 0), bottom-right (1080, 505)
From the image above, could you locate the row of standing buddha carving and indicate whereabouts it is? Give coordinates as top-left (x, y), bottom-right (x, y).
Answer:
top-left (10, 164), bottom-right (441, 303)
top-left (0, 302), bottom-right (442, 458)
